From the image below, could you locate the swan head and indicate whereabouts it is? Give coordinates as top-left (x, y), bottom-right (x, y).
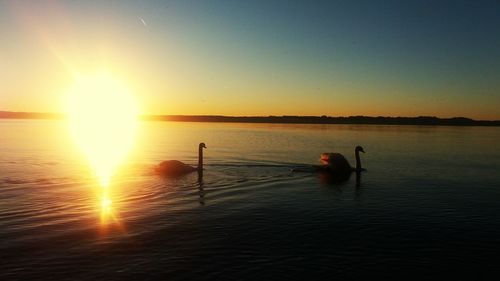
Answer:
top-left (355, 146), bottom-right (365, 153)
top-left (199, 142), bottom-right (207, 149)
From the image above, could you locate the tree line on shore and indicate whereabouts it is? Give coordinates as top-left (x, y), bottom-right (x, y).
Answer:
top-left (1, 111), bottom-right (498, 126)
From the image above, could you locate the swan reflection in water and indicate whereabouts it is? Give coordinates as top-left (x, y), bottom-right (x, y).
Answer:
top-left (197, 171), bottom-right (205, 205)
top-left (318, 170), bottom-right (362, 187)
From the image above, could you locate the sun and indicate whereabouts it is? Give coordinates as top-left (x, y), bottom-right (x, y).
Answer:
top-left (66, 72), bottom-right (138, 188)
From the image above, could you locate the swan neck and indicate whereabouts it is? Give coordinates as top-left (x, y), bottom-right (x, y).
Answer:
top-left (355, 149), bottom-right (361, 171)
top-left (198, 146), bottom-right (203, 171)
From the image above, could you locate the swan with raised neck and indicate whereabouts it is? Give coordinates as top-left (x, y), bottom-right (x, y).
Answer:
top-left (155, 143), bottom-right (207, 176)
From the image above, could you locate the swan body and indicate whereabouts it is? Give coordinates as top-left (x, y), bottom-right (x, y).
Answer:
top-left (155, 143), bottom-right (206, 176)
top-left (315, 146), bottom-right (366, 174)
top-left (155, 160), bottom-right (197, 175)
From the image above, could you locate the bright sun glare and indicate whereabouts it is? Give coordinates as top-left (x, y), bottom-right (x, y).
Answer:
top-left (66, 72), bottom-right (138, 192)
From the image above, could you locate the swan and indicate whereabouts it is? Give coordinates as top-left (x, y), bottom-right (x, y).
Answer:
top-left (155, 143), bottom-right (207, 176)
top-left (316, 145), bottom-right (366, 174)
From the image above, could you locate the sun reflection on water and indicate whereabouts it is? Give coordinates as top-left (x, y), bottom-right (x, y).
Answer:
top-left (65, 72), bottom-right (138, 225)
top-left (99, 188), bottom-right (119, 228)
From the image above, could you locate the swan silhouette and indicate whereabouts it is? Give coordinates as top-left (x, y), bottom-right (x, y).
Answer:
top-left (155, 143), bottom-right (207, 176)
top-left (315, 145), bottom-right (366, 174)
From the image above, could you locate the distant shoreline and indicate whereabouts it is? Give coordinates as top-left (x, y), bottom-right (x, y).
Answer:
top-left (1, 111), bottom-right (499, 126)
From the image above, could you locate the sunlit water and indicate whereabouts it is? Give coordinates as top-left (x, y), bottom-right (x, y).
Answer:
top-left (1, 120), bottom-right (500, 280)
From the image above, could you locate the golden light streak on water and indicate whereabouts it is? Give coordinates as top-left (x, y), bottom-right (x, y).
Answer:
top-left (65, 71), bottom-right (138, 223)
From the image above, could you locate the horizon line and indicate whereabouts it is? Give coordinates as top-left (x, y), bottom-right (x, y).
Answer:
top-left (1, 111), bottom-right (499, 126)
top-left (1, 110), bottom-right (499, 120)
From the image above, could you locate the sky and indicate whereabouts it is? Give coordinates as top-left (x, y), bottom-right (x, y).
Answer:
top-left (1, 0), bottom-right (499, 119)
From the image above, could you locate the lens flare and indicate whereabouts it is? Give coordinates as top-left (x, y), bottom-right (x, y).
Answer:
top-left (67, 72), bottom-right (138, 186)
top-left (66, 72), bottom-right (138, 220)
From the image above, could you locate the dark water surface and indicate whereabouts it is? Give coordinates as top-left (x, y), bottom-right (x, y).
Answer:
top-left (1, 120), bottom-right (500, 280)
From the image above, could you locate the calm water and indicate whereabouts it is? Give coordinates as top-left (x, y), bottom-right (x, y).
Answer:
top-left (1, 120), bottom-right (500, 280)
